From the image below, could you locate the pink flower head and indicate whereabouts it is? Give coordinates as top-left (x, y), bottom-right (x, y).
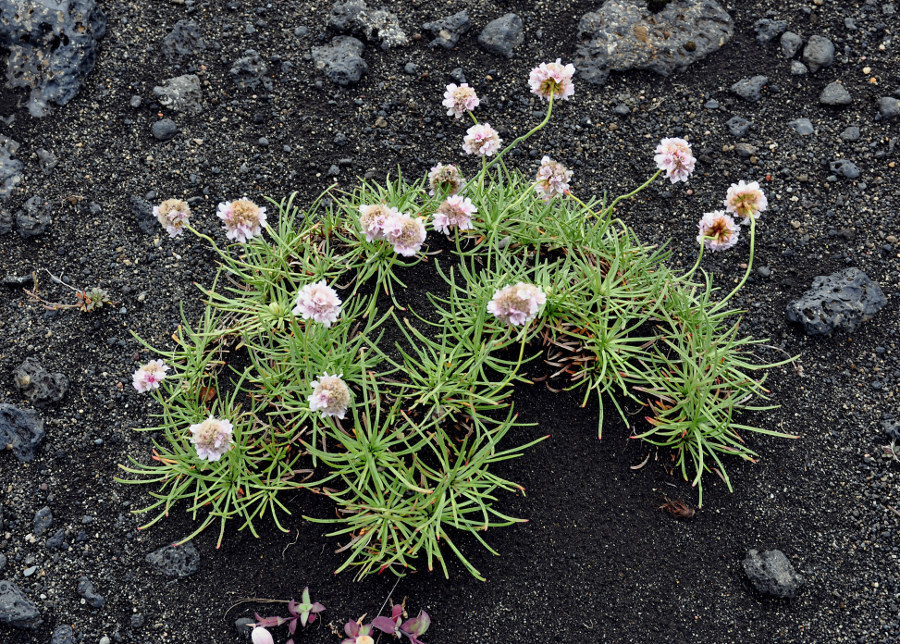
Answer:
top-left (250, 627), bottom-right (274, 644)
top-left (292, 280), bottom-right (342, 327)
top-left (442, 83), bottom-right (480, 119)
top-left (132, 359), bottom-right (169, 393)
top-left (427, 163), bottom-right (464, 196)
top-left (433, 195), bottom-right (476, 234)
top-left (308, 372), bottom-right (351, 419)
top-left (654, 138), bottom-right (696, 184)
top-left (382, 212), bottom-right (427, 257)
top-left (463, 123), bottom-right (501, 157)
top-left (358, 204), bottom-right (400, 242)
top-left (534, 156), bottom-right (573, 200)
top-left (189, 416), bottom-right (234, 462)
top-left (724, 180), bottom-right (768, 224)
top-left (153, 198), bottom-right (191, 237)
top-left (487, 282), bottom-right (547, 326)
top-left (217, 198), bottom-right (267, 242)
top-left (697, 211), bottom-right (740, 251)
top-left (529, 59), bottom-right (576, 101)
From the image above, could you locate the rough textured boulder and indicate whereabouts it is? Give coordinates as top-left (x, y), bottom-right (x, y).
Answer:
top-left (146, 541), bottom-right (201, 578)
top-left (786, 268), bottom-right (887, 335)
top-left (14, 357), bottom-right (68, 408)
top-left (312, 36), bottom-right (368, 86)
top-left (0, 579), bottom-right (42, 628)
top-left (0, 403), bottom-right (45, 462)
top-left (742, 549), bottom-right (803, 599)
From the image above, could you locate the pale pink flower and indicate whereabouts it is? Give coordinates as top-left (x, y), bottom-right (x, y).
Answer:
top-left (308, 372), bottom-right (351, 419)
top-left (251, 627), bottom-right (275, 644)
top-left (724, 180), bottom-right (768, 224)
top-left (428, 164), bottom-right (464, 196)
top-left (189, 417), bottom-right (234, 462)
top-left (463, 123), bottom-right (501, 157)
top-left (358, 204), bottom-right (399, 242)
top-left (442, 83), bottom-right (480, 119)
top-left (433, 195), bottom-right (476, 234)
top-left (487, 283), bottom-right (547, 326)
top-left (534, 156), bottom-right (573, 200)
top-left (697, 211), bottom-right (740, 251)
top-left (153, 199), bottom-right (191, 237)
top-left (292, 280), bottom-right (342, 327)
top-left (217, 198), bottom-right (267, 242)
top-left (654, 138), bottom-right (696, 184)
top-left (529, 59), bottom-right (576, 101)
top-left (132, 359), bottom-right (169, 393)
top-left (382, 212), bottom-right (427, 257)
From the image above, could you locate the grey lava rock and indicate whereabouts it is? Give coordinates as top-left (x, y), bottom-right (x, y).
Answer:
top-left (14, 357), bottom-right (68, 408)
top-left (151, 118), bottom-right (178, 142)
top-left (0, 404), bottom-right (45, 462)
top-left (230, 49), bottom-right (271, 91)
top-left (146, 541), bottom-right (200, 578)
top-left (731, 75), bottom-right (768, 102)
top-left (786, 267), bottom-right (887, 336)
top-left (328, 0), bottom-right (407, 49)
top-left (780, 31), bottom-right (803, 58)
top-left (743, 549), bottom-right (803, 599)
top-left (819, 82), bottom-right (851, 106)
top-left (840, 126), bottom-right (860, 141)
top-left (0, 579), bottom-right (41, 628)
top-left (0, 143), bottom-right (22, 201)
top-left (0, 0), bottom-right (107, 117)
top-left (802, 35), bottom-right (834, 72)
top-left (51, 624), bottom-right (77, 644)
top-left (788, 118), bottom-right (814, 136)
top-left (422, 10), bottom-right (470, 49)
top-left (76, 576), bottom-right (105, 608)
top-left (884, 419), bottom-right (900, 441)
top-left (130, 195), bottom-right (156, 233)
top-left (153, 74), bottom-right (203, 115)
top-left (726, 116), bottom-right (752, 137)
top-left (37, 148), bottom-right (58, 175)
top-left (753, 18), bottom-right (786, 42)
top-left (574, 0), bottom-right (733, 86)
top-left (312, 36), bottom-right (368, 86)
top-left (876, 96), bottom-right (900, 121)
top-left (32, 507), bottom-right (53, 536)
top-left (15, 196), bottom-right (52, 239)
top-left (477, 13), bottom-right (523, 59)
top-left (235, 617), bottom-right (255, 639)
top-left (162, 19), bottom-right (206, 62)
top-left (45, 529), bottom-right (66, 550)
top-left (790, 60), bottom-right (808, 75)
top-left (829, 159), bottom-right (860, 179)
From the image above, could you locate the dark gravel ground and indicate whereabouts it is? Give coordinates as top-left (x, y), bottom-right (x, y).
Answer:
top-left (1, 0), bottom-right (899, 642)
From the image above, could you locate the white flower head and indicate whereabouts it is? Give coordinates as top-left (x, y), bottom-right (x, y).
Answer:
top-left (132, 359), bottom-right (169, 393)
top-left (433, 195), bottom-right (476, 234)
top-left (309, 372), bottom-right (351, 419)
top-left (697, 210), bottom-right (740, 251)
top-left (427, 164), bottom-right (464, 196)
top-left (217, 198), bottom-right (267, 243)
top-left (189, 416), bottom-right (234, 462)
top-left (382, 212), bottom-right (427, 257)
top-left (153, 199), bottom-right (191, 237)
top-left (528, 59), bottom-right (576, 101)
top-left (292, 280), bottom-right (342, 327)
top-left (463, 123), bottom-right (502, 157)
top-left (724, 180), bottom-right (768, 224)
top-left (487, 283), bottom-right (547, 326)
top-left (654, 138), bottom-right (696, 184)
top-left (534, 156), bottom-right (573, 201)
top-left (442, 83), bottom-right (480, 119)
top-left (358, 204), bottom-right (400, 242)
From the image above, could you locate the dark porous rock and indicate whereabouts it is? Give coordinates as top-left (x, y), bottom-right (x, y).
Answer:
top-left (45, 528), bottom-right (67, 550)
top-left (575, 0), bottom-right (733, 86)
top-left (312, 36), bottom-right (368, 86)
top-left (819, 81), bottom-right (851, 106)
top-left (51, 624), bottom-right (77, 644)
top-left (802, 34), bottom-right (834, 73)
top-left (790, 60), bottom-right (808, 75)
top-left (0, 404), bottom-right (45, 462)
top-left (14, 357), bottom-right (68, 408)
top-left (786, 267), bottom-right (887, 336)
top-left (731, 75), bottom-right (768, 102)
top-left (32, 506), bottom-right (53, 537)
top-left (829, 159), bottom-right (860, 179)
top-left (0, 579), bottom-right (42, 628)
top-left (130, 195), bottom-right (156, 233)
top-left (726, 116), bottom-right (752, 137)
top-left (328, 0), bottom-right (407, 49)
top-left (840, 125), bottom-right (860, 141)
top-left (788, 118), bottom-right (814, 136)
top-left (0, 0), bottom-right (107, 117)
top-left (877, 96), bottom-right (900, 121)
top-left (780, 31), bottom-right (803, 58)
top-left (0, 554), bottom-right (5, 570)
top-left (15, 195), bottom-right (52, 239)
top-left (235, 617), bottom-right (255, 639)
top-left (76, 576), bottom-right (105, 608)
top-left (230, 49), bottom-right (272, 91)
top-left (0, 137), bottom-right (23, 200)
top-left (328, 0), bottom-right (366, 32)
top-left (151, 118), bottom-right (178, 142)
top-left (37, 148), bottom-right (58, 175)
top-left (477, 13), bottom-right (523, 59)
top-left (146, 541), bottom-right (200, 578)
top-left (0, 207), bottom-right (11, 234)
top-left (422, 10), bottom-right (470, 49)
top-left (153, 74), bottom-right (203, 115)
top-left (742, 549), bottom-right (803, 599)
top-left (753, 18), bottom-right (787, 42)
top-left (162, 19), bottom-right (206, 62)
top-left (130, 613), bottom-right (145, 628)
top-left (885, 419), bottom-right (900, 441)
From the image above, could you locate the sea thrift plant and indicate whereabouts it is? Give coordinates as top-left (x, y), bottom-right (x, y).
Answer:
top-left (487, 283), bottom-right (547, 326)
top-left (725, 179), bottom-right (768, 223)
top-left (462, 123), bottom-right (501, 157)
top-left (132, 359), bottom-right (169, 393)
top-left (696, 211), bottom-right (740, 251)
top-left (433, 195), bottom-right (476, 234)
top-left (217, 198), bottom-right (267, 242)
top-left (308, 372), bottom-right (351, 419)
top-left (654, 137), bottom-right (696, 183)
top-left (189, 416), bottom-right (234, 462)
top-left (383, 212), bottom-right (427, 256)
top-left (427, 163), bottom-right (464, 196)
top-left (153, 198), bottom-right (191, 237)
top-left (292, 280), bottom-right (342, 326)
top-left (534, 156), bottom-right (573, 200)
top-left (442, 82), bottom-right (480, 119)
top-left (358, 204), bottom-right (399, 242)
top-left (529, 59), bottom-right (576, 101)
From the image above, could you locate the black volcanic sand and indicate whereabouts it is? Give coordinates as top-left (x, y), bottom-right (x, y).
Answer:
top-left (1, 1), bottom-right (899, 642)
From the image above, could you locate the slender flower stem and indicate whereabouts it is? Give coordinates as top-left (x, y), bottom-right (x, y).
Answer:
top-left (566, 191), bottom-right (599, 217)
top-left (681, 240), bottom-right (706, 281)
top-left (600, 169), bottom-right (662, 219)
top-left (712, 215), bottom-right (756, 313)
top-left (468, 111), bottom-right (478, 126)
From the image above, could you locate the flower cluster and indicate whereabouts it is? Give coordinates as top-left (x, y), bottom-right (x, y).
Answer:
top-left (359, 205), bottom-right (427, 256)
top-left (132, 359), bottom-right (169, 393)
top-left (463, 123), bottom-right (501, 157)
top-left (358, 204), bottom-right (398, 242)
top-left (433, 195), bottom-right (476, 234)
top-left (292, 280), bottom-right (342, 327)
top-left (488, 283), bottom-right (547, 326)
top-left (217, 198), bottom-right (267, 242)
top-left (442, 83), bottom-right (480, 119)
top-left (534, 156), bottom-right (573, 200)
top-left (529, 59), bottom-right (576, 101)
top-left (154, 199), bottom-right (191, 237)
top-left (427, 163), bottom-right (464, 196)
top-left (308, 372), bottom-right (351, 419)
top-left (189, 417), bottom-right (234, 462)
top-left (654, 137), bottom-right (696, 184)
top-left (725, 179), bottom-right (768, 223)
top-left (696, 211), bottom-right (740, 251)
